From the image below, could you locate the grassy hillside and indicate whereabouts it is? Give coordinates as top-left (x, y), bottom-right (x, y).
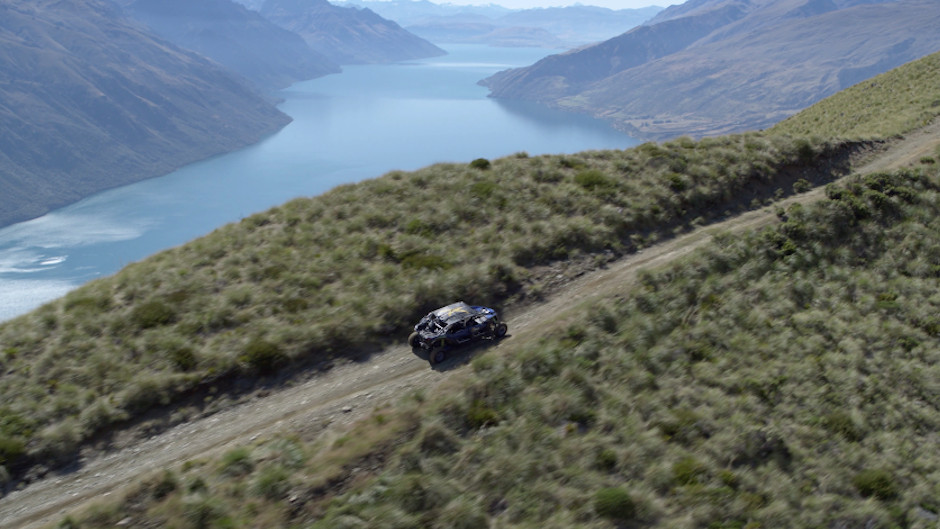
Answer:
top-left (12, 34), bottom-right (940, 528)
top-left (771, 50), bottom-right (940, 139)
top-left (57, 161), bottom-right (940, 529)
top-left (0, 133), bottom-right (852, 479)
top-left (8, 37), bottom-right (940, 529)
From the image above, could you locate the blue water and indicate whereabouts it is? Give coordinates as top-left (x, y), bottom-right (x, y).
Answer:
top-left (0, 44), bottom-right (638, 321)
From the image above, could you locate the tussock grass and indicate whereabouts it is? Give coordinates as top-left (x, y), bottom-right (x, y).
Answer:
top-left (60, 163), bottom-right (940, 529)
top-left (772, 50), bottom-right (940, 139)
top-left (33, 51), bottom-right (940, 529)
top-left (0, 134), bottom-right (852, 477)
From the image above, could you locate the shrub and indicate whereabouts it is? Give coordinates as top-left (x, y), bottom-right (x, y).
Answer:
top-left (852, 469), bottom-right (898, 500)
top-left (822, 411), bottom-right (863, 442)
top-left (794, 138), bottom-right (815, 164)
top-left (594, 448), bottom-right (618, 472)
top-left (283, 297), bottom-right (309, 313)
top-left (152, 469), bottom-right (178, 500)
top-left (465, 399), bottom-right (499, 429)
top-left (793, 178), bottom-right (812, 193)
top-left (131, 300), bottom-right (176, 329)
top-left (392, 473), bottom-right (455, 514)
top-left (574, 169), bottom-right (616, 192)
top-left (169, 345), bottom-right (198, 372)
top-left (0, 436), bottom-right (25, 466)
top-left (418, 421), bottom-right (460, 455)
top-left (672, 456), bottom-right (707, 486)
top-left (594, 487), bottom-right (637, 521)
top-left (56, 516), bottom-right (79, 529)
top-left (183, 496), bottom-right (226, 529)
top-left (400, 252), bottom-right (451, 271)
top-left (254, 464), bottom-right (290, 500)
top-left (240, 338), bottom-right (287, 374)
top-left (220, 446), bottom-right (254, 476)
top-left (469, 158), bottom-right (491, 170)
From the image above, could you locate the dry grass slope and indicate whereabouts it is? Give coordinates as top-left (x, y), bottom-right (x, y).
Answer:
top-left (0, 134), bottom-right (855, 480)
top-left (9, 39), bottom-right (940, 529)
top-left (56, 161), bottom-right (940, 529)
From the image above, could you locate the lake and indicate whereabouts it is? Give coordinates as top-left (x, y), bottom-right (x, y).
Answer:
top-left (0, 44), bottom-right (638, 321)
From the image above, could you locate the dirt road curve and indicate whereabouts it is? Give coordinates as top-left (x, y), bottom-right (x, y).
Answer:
top-left (2, 123), bottom-right (937, 529)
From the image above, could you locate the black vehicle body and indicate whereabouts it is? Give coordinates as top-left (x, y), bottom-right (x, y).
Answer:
top-left (408, 301), bottom-right (507, 364)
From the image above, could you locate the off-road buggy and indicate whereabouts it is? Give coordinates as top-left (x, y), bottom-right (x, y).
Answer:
top-left (408, 301), bottom-right (508, 365)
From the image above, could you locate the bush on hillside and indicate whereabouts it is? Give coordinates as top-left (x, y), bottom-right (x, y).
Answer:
top-left (852, 469), bottom-right (898, 500)
top-left (240, 338), bottom-right (287, 374)
top-left (131, 300), bottom-right (176, 329)
top-left (594, 487), bottom-right (637, 521)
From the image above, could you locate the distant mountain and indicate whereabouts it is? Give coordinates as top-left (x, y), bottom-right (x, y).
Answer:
top-left (116, 0), bottom-right (340, 91)
top-left (0, 0), bottom-right (291, 228)
top-left (258, 0), bottom-right (446, 65)
top-left (341, 0), bottom-right (663, 48)
top-left (336, 0), bottom-right (514, 24)
top-left (481, 0), bottom-right (940, 140)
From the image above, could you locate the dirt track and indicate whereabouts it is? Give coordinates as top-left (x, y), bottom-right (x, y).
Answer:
top-left (1, 122), bottom-right (937, 529)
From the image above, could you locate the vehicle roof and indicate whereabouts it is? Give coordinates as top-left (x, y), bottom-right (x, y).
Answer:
top-left (429, 301), bottom-right (476, 324)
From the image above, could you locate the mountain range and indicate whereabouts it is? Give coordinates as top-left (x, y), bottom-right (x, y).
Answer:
top-left (256, 0), bottom-right (446, 65)
top-left (115, 0), bottom-right (340, 91)
top-left (338, 0), bottom-right (664, 48)
top-left (481, 0), bottom-right (940, 140)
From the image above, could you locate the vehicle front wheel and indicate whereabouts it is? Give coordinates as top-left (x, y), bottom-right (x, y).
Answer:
top-left (494, 322), bottom-right (508, 338)
top-left (408, 332), bottom-right (421, 349)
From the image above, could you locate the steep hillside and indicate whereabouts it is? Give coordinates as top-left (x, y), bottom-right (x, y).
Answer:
top-left (16, 77), bottom-right (940, 529)
top-left (117, 0), bottom-right (340, 91)
top-left (3, 32), bottom-right (940, 529)
top-left (481, 0), bottom-right (940, 140)
top-left (483, 1), bottom-right (749, 101)
top-left (0, 132), bottom-right (857, 485)
top-left (259, 0), bottom-right (445, 65)
top-left (0, 0), bottom-right (291, 228)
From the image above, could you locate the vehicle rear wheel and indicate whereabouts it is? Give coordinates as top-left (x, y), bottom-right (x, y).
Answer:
top-left (494, 322), bottom-right (508, 338)
top-left (429, 347), bottom-right (446, 365)
top-left (408, 332), bottom-right (421, 349)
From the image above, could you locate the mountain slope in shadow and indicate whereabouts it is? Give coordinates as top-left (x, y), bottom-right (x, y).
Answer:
top-left (0, 0), bottom-right (291, 228)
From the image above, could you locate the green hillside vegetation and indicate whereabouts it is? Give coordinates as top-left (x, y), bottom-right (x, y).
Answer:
top-left (0, 133), bottom-right (851, 478)
top-left (57, 162), bottom-right (940, 529)
top-left (771, 50), bottom-right (940, 139)
top-left (9, 38), bottom-right (940, 529)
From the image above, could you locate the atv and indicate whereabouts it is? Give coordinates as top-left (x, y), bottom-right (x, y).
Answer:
top-left (408, 301), bottom-right (508, 365)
